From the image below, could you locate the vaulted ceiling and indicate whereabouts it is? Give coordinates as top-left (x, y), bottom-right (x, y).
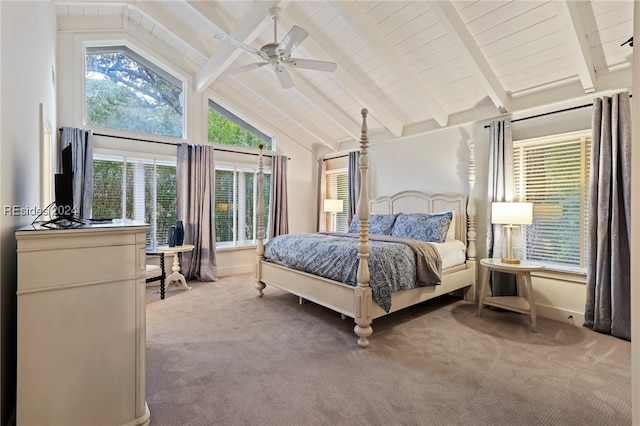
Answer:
top-left (56, 1), bottom-right (634, 153)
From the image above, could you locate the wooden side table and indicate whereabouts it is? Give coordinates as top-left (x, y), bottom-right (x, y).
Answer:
top-left (477, 258), bottom-right (544, 331)
top-left (158, 244), bottom-right (195, 293)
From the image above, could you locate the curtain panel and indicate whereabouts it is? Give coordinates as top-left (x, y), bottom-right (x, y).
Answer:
top-left (584, 92), bottom-right (632, 340)
top-left (59, 127), bottom-right (93, 219)
top-left (177, 143), bottom-right (217, 282)
top-left (486, 119), bottom-right (517, 296)
top-left (269, 155), bottom-right (289, 238)
top-left (316, 158), bottom-right (327, 232)
top-left (348, 151), bottom-right (361, 225)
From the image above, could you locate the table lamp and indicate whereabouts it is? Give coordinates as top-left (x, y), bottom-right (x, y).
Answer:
top-left (324, 199), bottom-right (343, 232)
top-left (491, 202), bottom-right (533, 264)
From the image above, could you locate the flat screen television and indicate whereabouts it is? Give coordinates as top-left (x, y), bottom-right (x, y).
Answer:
top-left (54, 145), bottom-right (74, 219)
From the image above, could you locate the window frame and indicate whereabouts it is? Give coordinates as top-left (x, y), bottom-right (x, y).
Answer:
top-left (208, 100), bottom-right (272, 149)
top-left (214, 162), bottom-right (271, 250)
top-left (79, 36), bottom-right (189, 141)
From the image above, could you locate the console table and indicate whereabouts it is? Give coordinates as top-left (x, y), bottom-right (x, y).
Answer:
top-left (16, 223), bottom-right (150, 426)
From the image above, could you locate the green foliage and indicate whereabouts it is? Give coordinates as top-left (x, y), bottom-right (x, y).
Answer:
top-left (208, 109), bottom-right (270, 149)
top-left (92, 159), bottom-right (177, 248)
top-left (85, 51), bottom-right (183, 138)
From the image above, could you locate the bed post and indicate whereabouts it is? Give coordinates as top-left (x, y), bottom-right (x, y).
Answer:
top-left (466, 141), bottom-right (477, 302)
top-left (255, 145), bottom-right (266, 297)
top-left (354, 108), bottom-right (373, 348)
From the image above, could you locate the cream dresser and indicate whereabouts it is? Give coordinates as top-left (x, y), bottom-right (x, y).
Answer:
top-left (16, 223), bottom-right (150, 426)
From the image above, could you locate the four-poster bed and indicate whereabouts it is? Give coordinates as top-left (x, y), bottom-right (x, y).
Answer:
top-left (255, 109), bottom-right (477, 347)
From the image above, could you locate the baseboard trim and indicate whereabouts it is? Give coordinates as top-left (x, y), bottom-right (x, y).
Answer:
top-left (535, 303), bottom-right (585, 328)
top-left (217, 264), bottom-right (253, 277)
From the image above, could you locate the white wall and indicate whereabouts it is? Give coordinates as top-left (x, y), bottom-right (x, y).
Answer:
top-left (0, 2), bottom-right (57, 424)
top-left (56, 31), bottom-right (316, 277)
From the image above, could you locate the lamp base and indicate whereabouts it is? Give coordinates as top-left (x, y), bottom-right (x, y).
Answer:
top-left (501, 257), bottom-right (521, 264)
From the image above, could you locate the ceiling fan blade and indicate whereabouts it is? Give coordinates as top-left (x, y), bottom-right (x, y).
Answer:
top-left (275, 66), bottom-right (294, 89)
top-left (285, 58), bottom-right (337, 72)
top-left (214, 34), bottom-right (269, 60)
top-left (277, 25), bottom-right (309, 56)
top-left (228, 62), bottom-right (268, 75)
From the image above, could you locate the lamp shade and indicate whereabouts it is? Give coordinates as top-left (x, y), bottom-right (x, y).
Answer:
top-left (324, 199), bottom-right (343, 213)
top-left (491, 202), bottom-right (533, 225)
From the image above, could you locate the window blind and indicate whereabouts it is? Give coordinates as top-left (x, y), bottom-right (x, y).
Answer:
top-left (92, 156), bottom-right (177, 249)
top-left (214, 166), bottom-right (270, 247)
top-left (514, 133), bottom-right (591, 270)
top-left (325, 169), bottom-right (348, 232)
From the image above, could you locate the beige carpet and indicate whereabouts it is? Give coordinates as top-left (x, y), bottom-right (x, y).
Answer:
top-left (145, 275), bottom-right (631, 426)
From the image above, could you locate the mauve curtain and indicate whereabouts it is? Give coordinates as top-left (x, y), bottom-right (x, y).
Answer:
top-left (348, 151), bottom-right (361, 225)
top-left (486, 118), bottom-right (517, 296)
top-left (59, 127), bottom-right (93, 219)
top-left (268, 155), bottom-right (288, 238)
top-left (177, 143), bottom-right (217, 282)
top-left (316, 158), bottom-right (327, 232)
top-left (584, 92), bottom-right (632, 340)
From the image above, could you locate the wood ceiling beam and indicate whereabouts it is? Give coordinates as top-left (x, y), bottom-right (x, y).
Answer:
top-left (278, 12), bottom-right (404, 138)
top-left (429, 1), bottom-right (510, 114)
top-left (287, 73), bottom-right (360, 141)
top-left (330, 1), bottom-right (449, 127)
top-left (194, 2), bottom-right (276, 93)
top-left (553, 1), bottom-right (596, 93)
top-left (230, 74), bottom-right (338, 151)
top-left (132, 1), bottom-right (211, 60)
top-left (211, 86), bottom-right (313, 154)
top-left (183, 0), bottom-right (230, 35)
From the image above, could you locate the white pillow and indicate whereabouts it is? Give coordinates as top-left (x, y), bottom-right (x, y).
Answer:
top-left (446, 214), bottom-right (456, 240)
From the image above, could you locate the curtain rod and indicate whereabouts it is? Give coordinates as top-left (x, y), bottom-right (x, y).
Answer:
top-left (484, 94), bottom-right (632, 128)
top-left (58, 130), bottom-right (287, 158)
top-left (323, 154), bottom-right (349, 161)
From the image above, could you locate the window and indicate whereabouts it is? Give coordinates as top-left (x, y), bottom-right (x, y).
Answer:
top-left (208, 99), bottom-right (273, 247)
top-left (208, 100), bottom-right (272, 150)
top-left (513, 130), bottom-right (591, 272)
top-left (215, 166), bottom-right (270, 247)
top-left (325, 168), bottom-right (348, 232)
top-left (85, 46), bottom-right (184, 138)
top-left (92, 155), bottom-right (177, 249)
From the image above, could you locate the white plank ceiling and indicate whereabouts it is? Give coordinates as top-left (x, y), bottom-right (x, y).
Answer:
top-left (56, 0), bottom-right (634, 153)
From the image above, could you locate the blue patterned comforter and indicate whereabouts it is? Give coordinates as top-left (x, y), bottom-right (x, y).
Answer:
top-left (263, 232), bottom-right (442, 312)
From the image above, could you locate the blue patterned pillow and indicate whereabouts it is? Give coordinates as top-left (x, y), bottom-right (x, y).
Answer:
top-left (390, 212), bottom-right (453, 243)
top-left (348, 213), bottom-right (398, 235)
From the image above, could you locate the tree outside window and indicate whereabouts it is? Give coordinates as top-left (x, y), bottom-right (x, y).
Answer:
top-left (85, 46), bottom-right (184, 138)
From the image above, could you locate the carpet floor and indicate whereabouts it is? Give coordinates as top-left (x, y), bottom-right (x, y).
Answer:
top-left (145, 275), bottom-right (631, 426)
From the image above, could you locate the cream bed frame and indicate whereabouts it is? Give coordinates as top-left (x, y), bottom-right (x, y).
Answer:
top-left (255, 109), bottom-right (477, 348)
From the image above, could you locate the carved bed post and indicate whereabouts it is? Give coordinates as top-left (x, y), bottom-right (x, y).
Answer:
top-left (255, 145), bottom-right (266, 296)
top-left (354, 108), bottom-right (373, 348)
top-left (466, 141), bottom-right (477, 302)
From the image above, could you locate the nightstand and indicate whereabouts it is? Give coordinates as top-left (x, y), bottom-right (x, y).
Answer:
top-left (477, 258), bottom-right (545, 331)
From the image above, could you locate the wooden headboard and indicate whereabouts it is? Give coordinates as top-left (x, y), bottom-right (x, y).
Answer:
top-left (370, 191), bottom-right (468, 246)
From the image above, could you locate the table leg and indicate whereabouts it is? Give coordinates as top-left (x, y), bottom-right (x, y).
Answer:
top-left (524, 272), bottom-right (536, 331)
top-left (165, 252), bottom-right (192, 292)
top-left (477, 265), bottom-right (490, 316)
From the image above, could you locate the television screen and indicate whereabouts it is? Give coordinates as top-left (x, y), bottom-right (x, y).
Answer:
top-left (54, 145), bottom-right (74, 219)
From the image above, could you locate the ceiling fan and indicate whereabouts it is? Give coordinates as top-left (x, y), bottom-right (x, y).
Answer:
top-left (214, 7), bottom-right (337, 89)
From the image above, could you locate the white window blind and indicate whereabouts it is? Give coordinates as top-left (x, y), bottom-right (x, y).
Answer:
top-left (92, 155), bottom-right (177, 249)
top-left (325, 169), bottom-right (348, 232)
top-left (215, 166), bottom-right (270, 247)
top-left (514, 131), bottom-right (591, 271)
